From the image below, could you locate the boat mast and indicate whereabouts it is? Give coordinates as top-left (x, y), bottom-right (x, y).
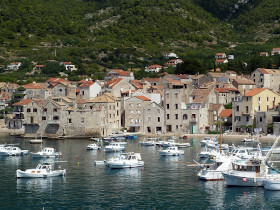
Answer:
top-left (219, 117), bottom-right (222, 153)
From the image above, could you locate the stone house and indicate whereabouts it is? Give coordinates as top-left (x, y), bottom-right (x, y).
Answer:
top-left (271, 48), bottom-right (280, 55)
top-left (206, 72), bottom-right (225, 82)
top-left (10, 99), bottom-right (32, 129)
top-left (192, 74), bottom-right (211, 88)
top-left (77, 79), bottom-right (101, 101)
top-left (251, 68), bottom-right (280, 91)
top-left (215, 59), bottom-right (228, 65)
top-left (60, 62), bottom-right (77, 71)
top-left (260, 52), bottom-right (269, 57)
top-left (104, 69), bottom-right (134, 81)
top-left (215, 53), bottom-right (226, 59)
top-left (214, 88), bottom-right (234, 105)
top-left (124, 95), bottom-right (151, 132)
top-left (208, 104), bottom-right (224, 131)
top-left (219, 109), bottom-right (233, 131)
top-left (143, 102), bottom-right (165, 135)
top-left (104, 78), bottom-right (135, 98)
top-left (87, 93), bottom-right (121, 136)
top-left (23, 83), bottom-right (47, 99)
top-left (232, 78), bottom-right (256, 95)
top-left (232, 88), bottom-right (280, 132)
top-left (256, 109), bottom-right (278, 135)
top-left (145, 65), bottom-right (163, 73)
top-left (7, 62), bottom-right (21, 71)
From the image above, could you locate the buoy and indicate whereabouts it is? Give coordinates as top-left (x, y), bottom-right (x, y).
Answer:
top-left (77, 162), bottom-right (79, 166)
top-left (75, 155), bottom-right (78, 160)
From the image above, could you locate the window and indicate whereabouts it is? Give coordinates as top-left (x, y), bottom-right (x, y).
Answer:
top-left (267, 97), bottom-right (269, 101)
top-left (167, 104), bottom-right (169, 109)
top-left (267, 105), bottom-right (269, 111)
top-left (33, 108), bottom-right (37, 112)
top-left (42, 116), bottom-right (46, 120)
top-left (246, 106), bottom-right (249, 113)
top-left (175, 93), bottom-right (178, 98)
top-left (129, 103), bottom-right (133, 107)
top-left (53, 116), bottom-right (59, 120)
top-left (183, 114), bottom-right (188, 120)
top-left (167, 114), bottom-right (170, 119)
top-left (260, 79), bottom-right (263, 83)
top-left (258, 106), bottom-right (260, 111)
top-left (68, 111), bottom-right (71, 115)
top-left (176, 125), bottom-right (179, 129)
top-left (43, 108), bottom-right (47, 112)
top-left (246, 116), bottom-right (249, 121)
top-left (130, 110), bottom-right (133, 114)
top-left (117, 110), bottom-right (119, 116)
top-left (59, 89), bottom-right (63, 92)
top-left (260, 117), bottom-right (262, 122)
top-left (236, 106), bottom-right (239, 111)
top-left (137, 103), bottom-right (141, 107)
top-left (246, 97), bottom-right (249, 101)
top-left (158, 117), bottom-right (160, 122)
top-left (130, 118), bottom-right (133, 123)
top-left (249, 85), bottom-right (252, 90)
top-left (68, 119), bottom-right (72, 123)
top-left (175, 114), bottom-right (178, 119)
top-left (90, 106), bottom-right (93, 109)
top-left (157, 109), bottom-right (160, 114)
top-left (137, 110), bottom-right (141, 114)
top-left (82, 91), bottom-right (85, 95)
top-left (81, 118), bottom-right (84, 123)
top-left (175, 104), bottom-right (178, 109)
top-left (27, 109), bottom-right (31, 112)
top-left (53, 108), bottom-right (57, 112)
top-left (258, 97), bottom-right (261, 101)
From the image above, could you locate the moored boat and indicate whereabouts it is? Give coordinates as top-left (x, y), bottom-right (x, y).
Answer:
top-left (159, 146), bottom-right (184, 156)
top-left (31, 147), bottom-right (61, 158)
top-left (17, 163), bottom-right (66, 178)
top-left (106, 152), bottom-right (144, 169)
top-left (0, 146), bottom-right (28, 156)
top-left (264, 178), bottom-right (280, 190)
top-left (86, 143), bottom-right (101, 150)
top-left (104, 142), bottom-right (125, 152)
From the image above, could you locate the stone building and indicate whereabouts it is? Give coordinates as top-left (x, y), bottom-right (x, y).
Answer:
top-left (251, 68), bottom-right (280, 91)
top-left (104, 78), bottom-right (135, 98)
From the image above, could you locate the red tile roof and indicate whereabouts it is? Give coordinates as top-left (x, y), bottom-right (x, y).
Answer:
top-left (210, 68), bottom-right (221, 72)
top-left (147, 64), bottom-right (163, 68)
top-left (135, 96), bottom-right (151, 101)
top-left (62, 61), bottom-right (72, 65)
top-left (215, 59), bottom-right (227, 63)
top-left (79, 80), bottom-right (94, 88)
top-left (130, 80), bottom-right (143, 89)
top-left (216, 53), bottom-right (226, 56)
top-left (23, 83), bottom-right (45, 89)
top-left (214, 88), bottom-right (229, 93)
top-left (47, 78), bottom-right (68, 83)
top-left (105, 78), bottom-right (123, 88)
top-left (13, 99), bottom-right (32, 106)
top-left (245, 88), bottom-right (266, 96)
top-left (257, 68), bottom-right (269, 74)
top-left (219, 109), bottom-right (232, 117)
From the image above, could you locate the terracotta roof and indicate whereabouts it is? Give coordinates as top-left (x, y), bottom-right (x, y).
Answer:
top-left (76, 98), bottom-right (86, 104)
top-left (215, 59), bottom-right (227, 63)
top-left (79, 80), bottom-right (95, 88)
top-left (35, 65), bottom-right (45, 67)
top-left (219, 109), bottom-right (232, 117)
top-left (144, 78), bottom-right (160, 82)
top-left (130, 80), bottom-right (143, 89)
top-left (226, 70), bottom-right (236, 74)
top-left (224, 87), bottom-right (239, 92)
top-left (216, 53), bottom-right (226, 56)
top-left (210, 68), bottom-right (221, 72)
top-left (260, 52), bottom-right (268, 54)
top-left (233, 79), bottom-right (255, 85)
top-left (105, 78), bottom-right (123, 88)
top-left (214, 88), bottom-right (229, 93)
top-left (23, 83), bottom-right (46, 89)
top-left (146, 64), bottom-right (163, 69)
top-left (191, 88), bottom-right (212, 104)
top-left (135, 96), bottom-right (151, 101)
top-left (62, 61), bottom-right (72, 65)
top-left (272, 48), bottom-right (280, 51)
top-left (47, 78), bottom-right (68, 83)
top-left (257, 68), bottom-right (269, 74)
top-left (122, 90), bottom-right (137, 94)
top-left (245, 88), bottom-right (266, 96)
top-left (209, 104), bottom-right (222, 111)
top-left (13, 99), bottom-right (32, 106)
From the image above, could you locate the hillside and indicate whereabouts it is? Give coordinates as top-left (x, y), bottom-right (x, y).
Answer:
top-left (0, 0), bottom-right (279, 76)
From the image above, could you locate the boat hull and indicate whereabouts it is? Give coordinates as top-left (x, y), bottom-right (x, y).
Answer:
top-left (159, 151), bottom-right (184, 156)
top-left (264, 179), bottom-right (280, 190)
top-left (222, 172), bottom-right (264, 187)
top-left (107, 161), bottom-right (144, 169)
top-left (31, 153), bottom-right (60, 158)
top-left (198, 170), bottom-right (224, 181)
top-left (104, 147), bottom-right (125, 152)
top-left (17, 169), bottom-right (66, 178)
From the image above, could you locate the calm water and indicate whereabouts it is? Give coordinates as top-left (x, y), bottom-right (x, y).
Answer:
top-left (0, 133), bottom-right (279, 209)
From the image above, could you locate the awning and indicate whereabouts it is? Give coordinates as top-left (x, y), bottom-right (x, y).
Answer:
top-left (127, 124), bottom-right (140, 127)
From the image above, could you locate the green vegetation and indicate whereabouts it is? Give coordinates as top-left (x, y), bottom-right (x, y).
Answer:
top-left (0, 0), bottom-right (279, 82)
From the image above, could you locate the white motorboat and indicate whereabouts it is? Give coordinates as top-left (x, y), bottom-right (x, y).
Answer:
top-left (31, 147), bottom-right (61, 158)
top-left (242, 138), bottom-right (257, 142)
top-left (106, 152), bottom-right (144, 169)
top-left (90, 137), bottom-right (102, 142)
top-left (200, 137), bottom-right (217, 146)
top-left (197, 155), bottom-right (236, 181)
top-left (177, 143), bottom-right (190, 148)
top-left (17, 163), bottom-right (66, 178)
top-left (86, 143), bottom-right (101, 150)
top-left (0, 146), bottom-right (28, 156)
top-left (162, 140), bottom-right (176, 147)
top-left (104, 142), bottom-right (125, 152)
top-left (159, 146), bottom-right (184, 156)
top-left (30, 139), bottom-right (43, 144)
top-left (139, 140), bottom-right (155, 146)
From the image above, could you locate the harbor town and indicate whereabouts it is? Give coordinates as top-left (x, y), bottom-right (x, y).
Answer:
top-left (2, 53), bottom-right (280, 208)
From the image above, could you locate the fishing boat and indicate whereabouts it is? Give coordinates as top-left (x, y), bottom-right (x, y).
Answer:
top-left (31, 147), bottom-right (61, 158)
top-left (159, 146), bottom-right (184, 156)
top-left (17, 163), bottom-right (66, 178)
top-left (104, 142), bottom-right (125, 152)
top-left (106, 152), bottom-right (144, 169)
top-left (0, 146), bottom-right (28, 156)
top-left (90, 137), bottom-right (102, 142)
top-left (139, 140), bottom-right (155, 146)
top-left (162, 140), bottom-right (176, 147)
top-left (86, 143), bottom-right (101, 150)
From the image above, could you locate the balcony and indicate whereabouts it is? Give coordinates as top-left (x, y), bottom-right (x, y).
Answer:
top-left (47, 120), bottom-right (60, 124)
top-left (190, 118), bottom-right (197, 123)
top-left (242, 111), bottom-right (250, 115)
top-left (13, 109), bottom-right (24, 114)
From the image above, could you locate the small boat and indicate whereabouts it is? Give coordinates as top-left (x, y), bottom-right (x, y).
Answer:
top-left (159, 146), bottom-right (184, 156)
top-left (200, 137), bottom-right (217, 146)
top-left (17, 163), bottom-right (66, 178)
top-left (90, 137), bottom-right (102, 142)
top-left (86, 144), bottom-right (101, 150)
top-left (57, 136), bottom-right (66, 140)
top-left (31, 147), bottom-right (61, 158)
top-left (264, 178), bottom-right (280, 190)
top-left (125, 135), bottom-right (138, 140)
top-left (177, 143), bottom-right (190, 148)
top-left (30, 139), bottom-right (43, 144)
top-left (0, 146), bottom-right (28, 156)
top-left (106, 152), bottom-right (144, 169)
top-left (242, 138), bottom-right (257, 142)
top-left (162, 140), bottom-right (176, 147)
top-left (139, 140), bottom-right (155, 146)
top-left (104, 142), bottom-right (125, 152)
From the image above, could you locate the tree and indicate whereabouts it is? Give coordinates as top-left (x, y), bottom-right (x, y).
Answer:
top-left (175, 58), bottom-right (206, 75)
top-left (42, 62), bottom-right (64, 75)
